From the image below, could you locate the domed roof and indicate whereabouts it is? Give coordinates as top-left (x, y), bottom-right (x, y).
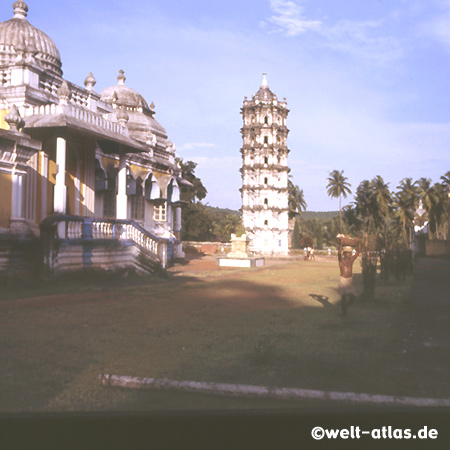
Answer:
top-left (99, 70), bottom-right (150, 110)
top-left (0, 1), bottom-right (63, 77)
top-left (100, 70), bottom-right (168, 146)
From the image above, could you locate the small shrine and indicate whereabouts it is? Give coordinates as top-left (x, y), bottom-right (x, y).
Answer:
top-left (216, 234), bottom-right (265, 268)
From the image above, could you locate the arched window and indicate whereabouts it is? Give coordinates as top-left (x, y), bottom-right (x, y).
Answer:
top-left (144, 173), bottom-right (161, 201)
top-left (264, 177), bottom-right (268, 185)
top-left (264, 116), bottom-right (269, 125)
top-left (264, 136), bottom-right (268, 144)
top-left (167, 178), bottom-right (180, 203)
top-left (264, 156), bottom-right (268, 164)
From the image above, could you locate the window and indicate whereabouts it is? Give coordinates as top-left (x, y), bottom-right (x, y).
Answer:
top-left (154, 202), bottom-right (166, 222)
top-left (264, 116), bottom-right (269, 125)
top-left (264, 220), bottom-right (268, 226)
top-left (264, 177), bottom-right (268, 185)
top-left (264, 136), bottom-right (268, 144)
top-left (130, 195), bottom-right (145, 222)
top-left (264, 157), bottom-right (268, 164)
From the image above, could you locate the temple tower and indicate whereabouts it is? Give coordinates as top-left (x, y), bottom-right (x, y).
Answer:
top-left (240, 74), bottom-right (290, 255)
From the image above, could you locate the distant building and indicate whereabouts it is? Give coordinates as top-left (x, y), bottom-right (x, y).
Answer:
top-left (240, 74), bottom-right (290, 255)
top-left (0, 1), bottom-right (186, 278)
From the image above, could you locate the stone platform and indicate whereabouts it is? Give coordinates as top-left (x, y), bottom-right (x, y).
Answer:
top-left (216, 256), bottom-right (265, 268)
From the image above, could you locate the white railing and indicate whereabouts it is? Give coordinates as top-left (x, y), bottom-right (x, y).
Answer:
top-left (44, 216), bottom-right (164, 265)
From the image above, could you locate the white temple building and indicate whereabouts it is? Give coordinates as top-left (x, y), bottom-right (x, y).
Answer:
top-left (240, 75), bottom-right (290, 256)
top-left (0, 1), bottom-right (186, 278)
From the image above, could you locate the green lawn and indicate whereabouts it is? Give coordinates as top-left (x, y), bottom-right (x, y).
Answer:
top-left (0, 258), bottom-right (428, 412)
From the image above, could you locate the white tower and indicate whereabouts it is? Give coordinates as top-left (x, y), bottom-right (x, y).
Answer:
top-left (240, 75), bottom-right (290, 255)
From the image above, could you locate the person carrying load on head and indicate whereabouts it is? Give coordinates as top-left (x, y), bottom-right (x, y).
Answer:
top-left (337, 234), bottom-right (361, 316)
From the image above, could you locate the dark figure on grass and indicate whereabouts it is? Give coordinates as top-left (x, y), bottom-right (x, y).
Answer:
top-left (338, 237), bottom-right (361, 316)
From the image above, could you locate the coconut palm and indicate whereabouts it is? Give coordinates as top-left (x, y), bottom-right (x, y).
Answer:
top-left (431, 183), bottom-right (447, 239)
top-left (393, 192), bottom-right (414, 249)
top-left (288, 179), bottom-right (307, 218)
top-left (326, 170), bottom-right (352, 232)
top-left (395, 178), bottom-right (419, 248)
top-left (370, 176), bottom-right (392, 248)
top-left (441, 171), bottom-right (450, 238)
top-left (417, 178), bottom-right (438, 239)
top-left (353, 179), bottom-right (377, 235)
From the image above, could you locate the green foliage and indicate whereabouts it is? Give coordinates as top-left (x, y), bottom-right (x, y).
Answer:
top-left (288, 178), bottom-right (307, 219)
top-left (326, 170), bottom-right (352, 232)
top-left (181, 202), bottom-right (215, 241)
top-left (211, 211), bottom-right (245, 242)
top-left (176, 158), bottom-right (207, 203)
top-left (292, 219), bottom-right (302, 249)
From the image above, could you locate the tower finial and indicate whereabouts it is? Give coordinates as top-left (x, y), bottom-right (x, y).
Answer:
top-left (261, 73), bottom-right (268, 87)
top-left (13, 1), bottom-right (28, 19)
top-left (117, 70), bottom-right (126, 85)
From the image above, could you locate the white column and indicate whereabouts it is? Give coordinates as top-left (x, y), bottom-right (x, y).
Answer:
top-left (54, 136), bottom-right (67, 213)
top-left (116, 153), bottom-right (128, 219)
top-left (175, 205), bottom-right (182, 239)
top-left (11, 173), bottom-right (24, 219)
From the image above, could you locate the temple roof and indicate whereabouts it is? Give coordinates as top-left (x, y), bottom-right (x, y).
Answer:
top-left (0, 1), bottom-right (63, 77)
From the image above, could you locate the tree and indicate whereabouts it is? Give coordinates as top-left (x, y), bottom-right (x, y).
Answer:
top-left (288, 179), bottom-right (307, 219)
top-left (440, 171), bottom-right (450, 239)
top-left (176, 158), bottom-right (210, 241)
top-left (417, 178), bottom-right (438, 239)
top-left (431, 183), bottom-right (447, 239)
top-left (212, 213), bottom-right (245, 242)
top-left (353, 179), bottom-right (377, 236)
top-left (292, 219), bottom-right (301, 249)
top-left (176, 158), bottom-right (207, 203)
top-left (370, 176), bottom-right (392, 249)
top-left (181, 202), bottom-right (214, 241)
top-left (393, 178), bottom-right (418, 249)
top-left (326, 170), bottom-right (352, 232)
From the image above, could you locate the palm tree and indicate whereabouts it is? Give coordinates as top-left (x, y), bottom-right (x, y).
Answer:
top-left (441, 171), bottom-right (450, 239)
top-left (326, 170), bottom-right (352, 232)
top-left (288, 179), bottom-right (307, 218)
top-left (417, 178), bottom-right (438, 239)
top-left (431, 183), bottom-right (447, 239)
top-left (354, 179), bottom-right (376, 235)
top-left (370, 176), bottom-right (392, 248)
top-left (396, 178), bottom-right (419, 248)
top-left (393, 192), bottom-right (414, 249)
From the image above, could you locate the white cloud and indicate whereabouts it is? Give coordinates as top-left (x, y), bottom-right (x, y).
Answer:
top-left (263, 0), bottom-right (404, 64)
top-left (264, 0), bottom-right (322, 35)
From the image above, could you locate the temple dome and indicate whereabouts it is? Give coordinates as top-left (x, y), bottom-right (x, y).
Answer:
top-left (100, 70), bottom-right (168, 145)
top-left (99, 70), bottom-right (150, 110)
top-left (0, 1), bottom-right (63, 77)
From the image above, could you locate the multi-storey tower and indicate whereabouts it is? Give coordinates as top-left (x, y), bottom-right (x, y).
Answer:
top-left (240, 74), bottom-right (290, 255)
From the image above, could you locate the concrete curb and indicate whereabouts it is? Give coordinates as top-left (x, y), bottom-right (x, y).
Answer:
top-left (99, 374), bottom-right (450, 407)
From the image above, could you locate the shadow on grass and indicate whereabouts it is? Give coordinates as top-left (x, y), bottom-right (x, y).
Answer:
top-left (0, 259), bottom-right (420, 413)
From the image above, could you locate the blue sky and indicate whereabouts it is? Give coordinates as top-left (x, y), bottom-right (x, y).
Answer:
top-left (4, 0), bottom-right (449, 211)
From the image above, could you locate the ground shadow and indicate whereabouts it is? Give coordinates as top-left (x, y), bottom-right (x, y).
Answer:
top-left (308, 294), bottom-right (333, 308)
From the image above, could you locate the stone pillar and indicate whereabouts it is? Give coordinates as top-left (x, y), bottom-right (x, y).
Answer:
top-left (116, 153), bottom-right (128, 220)
top-left (174, 204), bottom-right (182, 240)
top-left (54, 136), bottom-right (67, 213)
top-left (11, 172), bottom-right (24, 219)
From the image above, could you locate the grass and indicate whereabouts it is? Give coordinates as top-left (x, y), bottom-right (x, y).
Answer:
top-left (1, 257), bottom-right (441, 413)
